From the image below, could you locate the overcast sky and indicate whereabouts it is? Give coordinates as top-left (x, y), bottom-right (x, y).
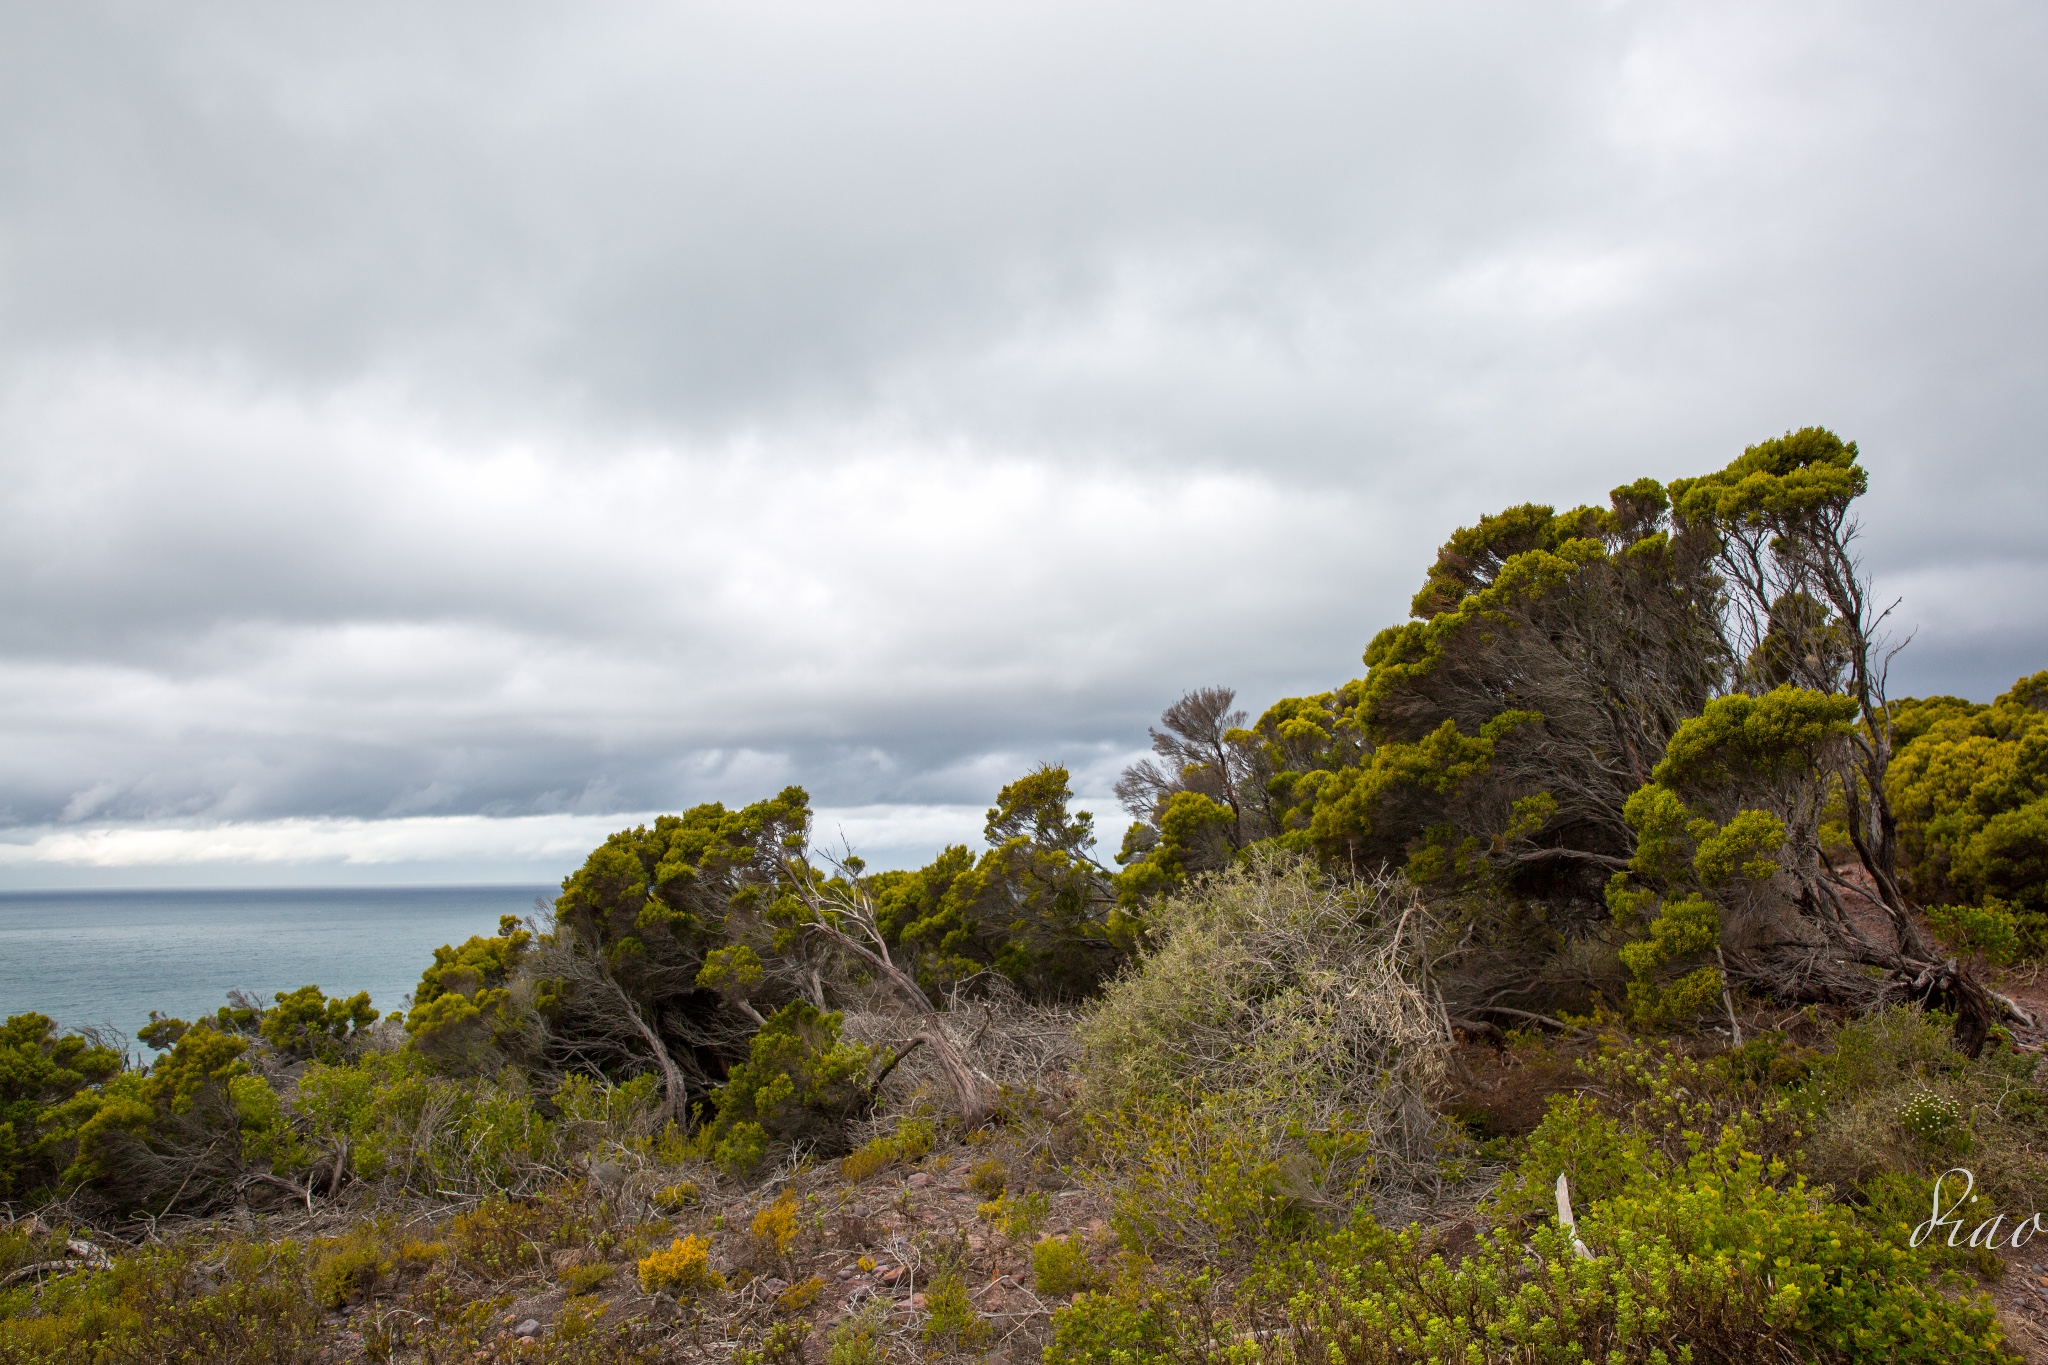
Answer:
top-left (1, 1), bottom-right (2043, 887)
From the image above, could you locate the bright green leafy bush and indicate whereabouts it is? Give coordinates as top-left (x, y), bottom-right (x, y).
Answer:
top-left (259, 984), bottom-right (378, 1062)
top-left (693, 1002), bottom-right (875, 1176)
top-left (1030, 1235), bottom-right (1095, 1297)
top-left (0, 1013), bottom-right (122, 1199)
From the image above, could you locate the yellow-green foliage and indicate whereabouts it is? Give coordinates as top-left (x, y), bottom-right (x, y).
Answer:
top-left (872, 765), bottom-right (1129, 998)
top-left (775, 1274), bottom-right (824, 1313)
top-left (405, 917), bottom-right (532, 1066)
top-left (920, 1268), bottom-right (990, 1348)
top-left (696, 1002), bottom-right (875, 1176)
top-left (1111, 790), bottom-right (1237, 908)
top-left (1925, 900), bottom-right (2029, 966)
top-left (312, 1224), bottom-right (395, 1308)
top-left (1030, 1235), bottom-right (1095, 1297)
top-left (553, 1071), bottom-right (660, 1131)
top-left (637, 1233), bottom-right (723, 1297)
top-left (1606, 686), bottom-right (1856, 1025)
top-left (46, 1021), bottom-right (313, 1210)
top-left (1049, 1124), bottom-right (2006, 1365)
top-left (825, 1311), bottom-right (887, 1365)
top-left (296, 1049), bottom-right (554, 1193)
top-left (1798, 1006), bottom-right (2048, 1216)
top-left (0, 1012), bottom-right (123, 1199)
top-left (750, 1187), bottom-right (801, 1259)
top-left (1085, 1101), bottom-right (1319, 1265)
top-left (653, 1181), bottom-right (700, 1213)
top-left (977, 1189), bottom-right (1050, 1241)
top-left (1249, 474), bottom-right (1718, 884)
top-left (0, 1241), bottom-right (327, 1363)
top-left (838, 1115), bottom-right (934, 1181)
top-left (742, 1320), bottom-right (811, 1365)
top-left (259, 984), bottom-right (377, 1062)
top-left (561, 1262), bottom-right (614, 1296)
top-left (228, 1072), bottom-right (307, 1173)
top-left (966, 1156), bottom-right (1007, 1198)
top-left (1889, 672), bottom-right (2048, 950)
top-left (448, 1191), bottom-right (586, 1276)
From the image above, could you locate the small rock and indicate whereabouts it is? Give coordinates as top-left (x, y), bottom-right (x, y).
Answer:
top-left (908, 1293), bottom-right (927, 1311)
top-left (879, 1265), bottom-right (905, 1285)
top-left (514, 1318), bottom-right (542, 1339)
top-left (760, 1277), bottom-right (789, 1297)
top-left (907, 1172), bottom-right (935, 1189)
top-left (835, 1267), bottom-right (853, 1280)
top-left (847, 1284), bottom-right (875, 1305)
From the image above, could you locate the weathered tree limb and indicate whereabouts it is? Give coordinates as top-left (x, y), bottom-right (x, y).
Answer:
top-left (591, 965), bottom-right (688, 1125)
top-left (789, 859), bottom-right (996, 1126)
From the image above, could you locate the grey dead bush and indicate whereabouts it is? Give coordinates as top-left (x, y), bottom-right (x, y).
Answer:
top-left (1075, 850), bottom-right (1456, 1219)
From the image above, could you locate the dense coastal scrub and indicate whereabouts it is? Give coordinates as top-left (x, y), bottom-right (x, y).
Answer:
top-left (6, 426), bottom-right (2048, 1361)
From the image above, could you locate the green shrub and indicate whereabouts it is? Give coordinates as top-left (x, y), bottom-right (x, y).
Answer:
top-left (1051, 1132), bottom-right (2007, 1365)
top-left (920, 1268), bottom-right (990, 1349)
top-left (0, 1241), bottom-right (327, 1363)
top-left (1800, 1006), bottom-right (2048, 1217)
top-left (838, 1115), bottom-right (934, 1182)
top-left (1488, 1092), bottom-right (1660, 1221)
top-left (1926, 900), bottom-right (2033, 966)
top-left (259, 984), bottom-right (378, 1062)
top-left (653, 1181), bottom-right (700, 1213)
top-left (1045, 1284), bottom-right (1170, 1365)
top-left (312, 1228), bottom-right (394, 1309)
top-left (741, 1320), bottom-right (810, 1365)
top-left (977, 1189), bottom-right (1050, 1242)
top-left (824, 1311), bottom-right (886, 1365)
top-left (1084, 1100), bottom-right (1318, 1265)
top-left (447, 1191), bottom-right (585, 1275)
top-left (638, 1234), bottom-right (723, 1297)
top-left (561, 1262), bottom-right (614, 1296)
top-left (966, 1156), bottom-right (1007, 1198)
top-left (54, 1021), bottom-right (307, 1213)
top-left (296, 1049), bottom-right (559, 1195)
top-left (405, 919), bottom-right (535, 1070)
top-left (1899, 1088), bottom-right (1964, 1140)
top-left (695, 1002), bottom-right (876, 1176)
top-left (0, 1013), bottom-right (123, 1200)
top-left (1292, 1159), bottom-right (2002, 1363)
top-left (1031, 1235), bottom-right (1095, 1297)
top-left (1889, 674), bottom-right (2048, 929)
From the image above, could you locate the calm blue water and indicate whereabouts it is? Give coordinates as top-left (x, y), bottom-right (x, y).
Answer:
top-left (0, 886), bottom-right (555, 1037)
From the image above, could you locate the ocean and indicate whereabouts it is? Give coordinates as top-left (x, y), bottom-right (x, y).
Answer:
top-left (0, 885), bottom-right (556, 1039)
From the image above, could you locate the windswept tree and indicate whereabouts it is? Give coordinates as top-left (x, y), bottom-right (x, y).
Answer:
top-left (533, 788), bottom-right (818, 1123)
top-left (1104, 428), bottom-right (2020, 1046)
top-left (871, 764), bottom-right (1123, 1000)
top-left (1116, 688), bottom-right (1273, 845)
top-left (1670, 428), bottom-right (1924, 954)
top-left (1226, 480), bottom-right (1726, 955)
top-left (1888, 672), bottom-right (2048, 930)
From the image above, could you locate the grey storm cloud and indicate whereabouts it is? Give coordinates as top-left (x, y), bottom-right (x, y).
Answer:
top-left (0, 1), bottom-right (2044, 876)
